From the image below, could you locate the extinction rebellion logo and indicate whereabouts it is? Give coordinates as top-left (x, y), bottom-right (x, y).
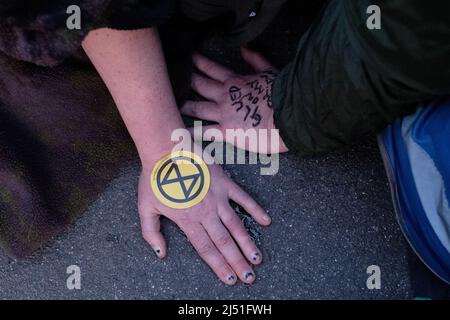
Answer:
top-left (150, 151), bottom-right (210, 209)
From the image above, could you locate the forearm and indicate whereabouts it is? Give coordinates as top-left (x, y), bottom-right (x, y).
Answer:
top-left (82, 27), bottom-right (183, 165)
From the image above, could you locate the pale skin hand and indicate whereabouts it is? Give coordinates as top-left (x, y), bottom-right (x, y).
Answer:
top-left (82, 28), bottom-right (271, 285)
top-left (181, 48), bottom-right (289, 154)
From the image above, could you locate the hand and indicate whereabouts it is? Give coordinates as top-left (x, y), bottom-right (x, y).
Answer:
top-left (181, 47), bottom-right (289, 154)
top-left (138, 158), bottom-right (271, 285)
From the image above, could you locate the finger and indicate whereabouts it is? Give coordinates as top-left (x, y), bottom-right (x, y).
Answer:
top-left (181, 101), bottom-right (221, 122)
top-left (193, 53), bottom-right (235, 83)
top-left (187, 125), bottom-right (224, 143)
top-left (139, 211), bottom-right (167, 258)
top-left (228, 182), bottom-right (272, 226)
top-left (203, 217), bottom-right (255, 284)
top-left (191, 73), bottom-right (223, 101)
top-left (240, 47), bottom-right (277, 73)
top-left (219, 205), bottom-right (263, 265)
top-left (181, 223), bottom-right (237, 285)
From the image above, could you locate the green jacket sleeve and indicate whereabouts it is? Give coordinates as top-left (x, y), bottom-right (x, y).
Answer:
top-left (272, 0), bottom-right (450, 155)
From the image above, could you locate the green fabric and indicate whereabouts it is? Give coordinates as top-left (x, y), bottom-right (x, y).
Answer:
top-left (273, 0), bottom-right (450, 155)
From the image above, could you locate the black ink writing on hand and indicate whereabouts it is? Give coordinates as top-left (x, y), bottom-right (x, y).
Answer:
top-left (229, 86), bottom-right (242, 102)
top-left (228, 72), bottom-right (276, 127)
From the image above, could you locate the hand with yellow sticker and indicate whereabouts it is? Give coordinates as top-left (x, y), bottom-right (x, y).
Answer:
top-left (83, 28), bottom-right (271, 286)
top-left (138, 150), bottom-right (271, 286)
top-left (139, 152), bottom-right (271, 285)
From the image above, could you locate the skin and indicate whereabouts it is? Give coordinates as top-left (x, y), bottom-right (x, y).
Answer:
top-left (181, 48), bottom-right (289, 154)
top-left (82, 28), bottom-right (271, 285)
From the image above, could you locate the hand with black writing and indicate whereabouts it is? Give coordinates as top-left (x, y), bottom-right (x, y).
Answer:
top-left (181, 48), bottom-right (289, 154)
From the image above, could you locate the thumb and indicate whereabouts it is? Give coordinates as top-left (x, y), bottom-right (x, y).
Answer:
top-left (139, 210), bottom-right (167, 258)
top-left (240, 47), bottom-right (277, 73)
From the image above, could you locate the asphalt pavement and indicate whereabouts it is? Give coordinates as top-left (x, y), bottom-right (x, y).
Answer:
top-left (0, 138), bottom-right (411, 299)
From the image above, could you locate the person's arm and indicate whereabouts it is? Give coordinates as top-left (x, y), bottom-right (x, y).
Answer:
top-left (82, 28), bottom-right (182, 162)
top-left (183, 1), bottom-right (450, 156)
top-left (82, 28), bottom-right (271, 285)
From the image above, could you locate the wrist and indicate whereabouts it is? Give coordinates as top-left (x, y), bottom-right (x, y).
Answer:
top-left (139, 144), bottom-right (176, 171)
top-left (268, 113), bottom-right (289, 153)
top-left (138, 134), bottom-right (197, 170)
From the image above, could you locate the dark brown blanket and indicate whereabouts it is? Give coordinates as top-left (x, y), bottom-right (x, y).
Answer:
top-left (0, 51), bottom-right (137, 257)
top-left (0, 0), bottom-right (177, 258)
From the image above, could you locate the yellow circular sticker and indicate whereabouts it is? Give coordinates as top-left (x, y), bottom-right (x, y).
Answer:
top-left (150, 151), bottom-right (210, 209)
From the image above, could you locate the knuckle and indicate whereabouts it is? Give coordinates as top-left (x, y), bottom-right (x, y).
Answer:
top-left (203, 60), bottom-right (216, 72)
top-left (221, 213), bottom-right (235, 226)
top-left (241, 192), bottom-right (252, 202)
top-left (197, 104), bottom-right (208, 115)
top-left (226, 77), bottom-right (244, 87)
top-left (183, 101), bottom-right (194, 112)
top-left (222, 214), bottom-right (240, 229)
top-left (197, 242), bottom-right (214, 256)
top-left (238, 192), bottom-right (253, 206)
top-left (240, 234), bottom-right (255, 248)
top-left (190, 105), bottom-right (199, 117)
top-left (215, 233), bottom-right (232, 247)
top-left (198, 76), bottom-right (208, 86)
top-left (176, 214), bottom-right (190, 226)
top-left (219, 92), bottom-right (229, 103)
top-left (192, 76), bottom-right (202, 87)
top-left (229, 217), bottom-right (244, 231)
top-left (248, 201), bottom-right (259, 212)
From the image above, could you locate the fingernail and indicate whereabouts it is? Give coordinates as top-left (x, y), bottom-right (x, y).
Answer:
top-left (244, 271), bottom-right (254, 281)
top-left (227, 275), bottom-right (236, 283)
top-left (262, 215), bottom-right (271, 222)
top-left (252, 252), bottom-right (261, 262)
top-left (154, 248), bottom-right (161, 256)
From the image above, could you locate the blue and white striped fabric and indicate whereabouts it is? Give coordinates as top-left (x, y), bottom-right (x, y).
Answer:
top-left (379, 98), bottom-right (450, 284)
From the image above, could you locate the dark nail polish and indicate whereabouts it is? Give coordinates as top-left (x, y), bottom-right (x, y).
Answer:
top-left (228, 275), bottom-right (236, 282)
top-left (154, 248), bottom-right (161, 255)
top-left (252, 252), bottom-right (261, 261)
top-left (245, 272), bottom-right (254, 280)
